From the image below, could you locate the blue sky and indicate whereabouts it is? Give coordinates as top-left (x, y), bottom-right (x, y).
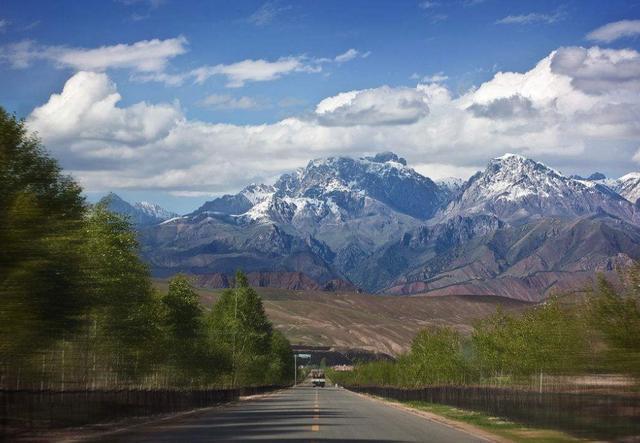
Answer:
top-left (2, 0), bottom-right (640, 213)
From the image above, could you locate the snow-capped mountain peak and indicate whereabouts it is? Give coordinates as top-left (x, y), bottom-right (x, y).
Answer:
top-left (240, 183), bottom-right (276, 205)
top-left (272, 152), bottom-right (445, 220)
top-left (442, 154), bottom-right (633, 222)
top-left (620, 172), bottom-right (640, 181)
top-left (139, 152), bottom-right (640, 300)
top-left (436, 176), bottom-right (465, 191)
top-left (489, 152), bottom-right (561, 176)
top-left (134, 201), bottom-right (178, 221)
top-left (548, 171), bottom-right (640, 205)
top-left (610, 172), bottom-right (640, 204)
top-left (481, 153), bottom-right (566, 199)
top-left (99, 193), bottom-right (177, 226)
top-left (494, 152), bottom-right (526, 161)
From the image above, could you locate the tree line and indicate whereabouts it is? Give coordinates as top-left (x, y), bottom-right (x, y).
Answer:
top-left (331, 271), bottom-right (640, 388)
top-left (0, 108), bottom-right (294, 390)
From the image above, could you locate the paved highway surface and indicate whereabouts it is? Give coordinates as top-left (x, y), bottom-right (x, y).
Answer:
top-left (95, 384), bottom-right (487, 442)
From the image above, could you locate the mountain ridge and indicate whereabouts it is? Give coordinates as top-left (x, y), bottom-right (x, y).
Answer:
top-left (438, 153), bottom-right (635, 224)
top-left (105, 152), bottom-right (640, 301)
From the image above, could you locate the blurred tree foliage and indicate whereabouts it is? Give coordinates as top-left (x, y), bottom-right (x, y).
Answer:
top-left (408, 327), bottom-right (468, 385)
top-left (589, 269), bottom-right (640, 376)
top-left (331, 286), bottom-right (638, 388)
top-left (0, 108), bottom-right (86, 363)
top-left (472, 299), bottom-right (591, 377)
top-left (0, 108), bottom-right (293, 389)
top-left (84, 203), bottom-right (164, 381)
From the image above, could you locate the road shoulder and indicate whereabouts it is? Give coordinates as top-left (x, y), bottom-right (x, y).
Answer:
top-left (342, 388), bottom-right (511, 443)
top-left (343, 388), bottom-right (583, 443)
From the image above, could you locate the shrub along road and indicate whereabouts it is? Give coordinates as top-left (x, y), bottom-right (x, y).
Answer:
top-left (90, 384), bottom-right (487, 442)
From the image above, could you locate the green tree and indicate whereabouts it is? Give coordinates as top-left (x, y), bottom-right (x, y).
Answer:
top-left (163, 275), bottom-right (203, 344)
top-left (84, 202), bottom-right (163, 380)
top-left (471, 307), bottom-right (512, 378)
top-left (162, 274), bottom-right (226, 384)
top-left (208, 271), bottom-right (274, 386)
top-left (407, 326), bottom-right (467, 385)
top-left (265, 330), bottom-right (294, 384)
top-left (589, 273), bottom-right (640, 375)
top-left (0, 108), bottom-right (87, 364)
top-left (520, 298), bottom-right (590, 375)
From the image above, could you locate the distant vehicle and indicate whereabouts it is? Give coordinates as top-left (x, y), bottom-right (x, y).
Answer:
top-left (311, 369), bottom-right (325, 387)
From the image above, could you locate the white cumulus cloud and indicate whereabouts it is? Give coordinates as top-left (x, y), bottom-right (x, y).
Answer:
top-left (28, 71), bottom-right (181, 158)
top-left (25, 44), bottom-right (640, 197)
top-left (550, 46), bottom-right (640, 95)
top-left (314, 86), bottom-right (430, 126)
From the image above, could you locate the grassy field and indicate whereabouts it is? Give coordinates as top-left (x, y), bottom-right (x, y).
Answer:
top-left (153, 279), bottom-right (531, 355)
top-left (403, 401), bottom-right (582, 443)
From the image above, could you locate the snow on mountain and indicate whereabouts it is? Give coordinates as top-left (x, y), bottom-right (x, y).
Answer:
top-left (100, 193), bottom-right (177, 226)
top-left (240, 194), bottom-right (344, 227)
top-left (441, 153), bottom-right (634, 223)
top-left (271, 152), bottom-right (447, 221)
top-left (576, 171), bottom-right (640, 205)
top-left (141, 152), bottom-right (640, 298)
top-left (436, 176), bottom-right (465, 189)
top-left (435, 177), bottom-right (466, 200)
top-left (134, 201), bottom-right (178, 221)
top-left (610, 172), bottom-right (640, 204)
top-left (240, 183), bottom-right (276, 205)
top-left (191, 183), bottom-right (277, 217)
top-left (207, 151), bottom-right (448, 227)
top-left (188, 152), bottom-right (449, 271)
top-left (193, 152), bottom-right (638, 228)
top-left (571, 172), bottom-right (607, 181)
top-left (239, 194), bottom-right (297, 224)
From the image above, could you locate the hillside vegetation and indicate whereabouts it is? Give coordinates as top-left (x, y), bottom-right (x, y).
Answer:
top-left (330, 269), bottom-right (640, 387)
top-left (154, 280), bottom-right (531, 355)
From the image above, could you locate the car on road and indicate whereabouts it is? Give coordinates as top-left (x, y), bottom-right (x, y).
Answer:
top-left (311, 369), bottom-right (325, 387)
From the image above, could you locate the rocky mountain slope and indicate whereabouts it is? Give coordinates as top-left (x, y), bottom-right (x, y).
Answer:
top-left (369, 213), bottom-right (640, 300)
top-left (108, 152), bottom-right (640, 301)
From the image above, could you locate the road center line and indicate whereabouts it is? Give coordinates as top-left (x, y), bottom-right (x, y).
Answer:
top-left (311, 388), bottom-right (320, 432)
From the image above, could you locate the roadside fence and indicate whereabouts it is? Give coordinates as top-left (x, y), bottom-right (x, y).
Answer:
top-left (1, 385), bottom-right (285, 436)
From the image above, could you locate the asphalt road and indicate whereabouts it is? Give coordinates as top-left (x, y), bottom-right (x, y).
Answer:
top-left (95, 385), bottom-right (487, 442)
